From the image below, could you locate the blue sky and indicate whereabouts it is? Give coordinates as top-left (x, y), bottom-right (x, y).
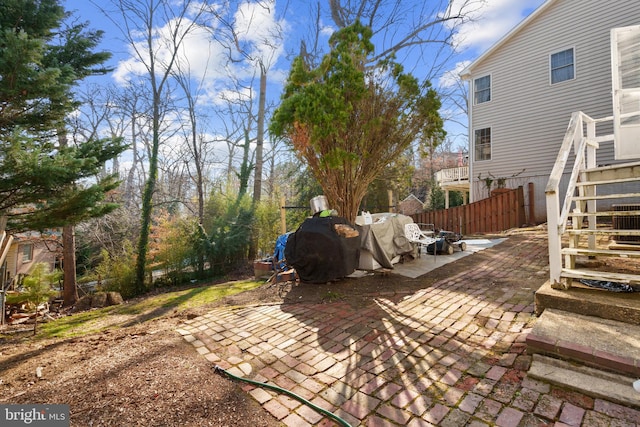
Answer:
top-left (62, 0), bottom-right (546, 156)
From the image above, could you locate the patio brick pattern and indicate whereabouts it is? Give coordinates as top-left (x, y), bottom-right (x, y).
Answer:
top-left (177, 235), bottom-right (640, 426)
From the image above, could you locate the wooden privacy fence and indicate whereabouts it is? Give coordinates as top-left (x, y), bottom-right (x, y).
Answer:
top-left (410, 186), bottom-right (526, 235)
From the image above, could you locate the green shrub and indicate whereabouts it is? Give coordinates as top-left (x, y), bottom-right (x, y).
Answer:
top-left (253, 199), bottom-right (283, 258)
top-left (154, 215), bottom-right (199, 287)
top-left (22, 263), bottom-right (62, 334)
top-left (95, 241), bottom-right (137, 299)
top-left (203, 191), bottom-right (254, 275)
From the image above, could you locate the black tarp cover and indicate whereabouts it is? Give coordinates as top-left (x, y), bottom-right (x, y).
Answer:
top-left (285, 216), bottom-right (360, 283)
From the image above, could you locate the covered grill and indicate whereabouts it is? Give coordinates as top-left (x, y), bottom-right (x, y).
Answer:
top-left (285, 216), bottom-right (360, 283)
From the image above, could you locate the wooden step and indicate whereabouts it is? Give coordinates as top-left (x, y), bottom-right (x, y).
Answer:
top-left (584, 160), bottom-right (640, 173)
top-left (571, 192), bottom-right (640, 201)
top-left (568, 209), bottom-right (640, 217)
top-left (561, 247), bottom-right (640, 258)
top-left (566, 228), bottom-right (640, 236)
top-left (576, 176), bottom-right (640, 186)
top-left (608, 242), bottom-right (640, 250)
top-left (561, 267), bottom-right (640, 284)
top-left (583, 161), bottom-right (640, 181)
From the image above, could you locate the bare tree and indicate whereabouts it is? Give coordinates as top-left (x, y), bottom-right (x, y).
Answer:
top-left (437, 63), bottom-right (470, 148)
top-left (98, 0), bottom-right (207, 293)
top-left (204, 0), bottom-right (287, 202)
top-left (326, 1), bottom-right (481, 68)
top-left (109, 82), bottom-right (153, 210)
top-left (276, 0), bottom-right (481, 217)
top-left (172, 70), bottom-right (208, 223)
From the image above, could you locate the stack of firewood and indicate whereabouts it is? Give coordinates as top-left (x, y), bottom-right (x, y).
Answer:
top-left (5, 302), bottom-right (56, 325)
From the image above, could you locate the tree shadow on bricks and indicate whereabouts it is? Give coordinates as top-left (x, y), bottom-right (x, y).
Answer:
top-left (278, 285), bottom-right (534, 423)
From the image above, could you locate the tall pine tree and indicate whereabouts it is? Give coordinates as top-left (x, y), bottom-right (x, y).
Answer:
top-left (0, 0), bottom-right (126, 232)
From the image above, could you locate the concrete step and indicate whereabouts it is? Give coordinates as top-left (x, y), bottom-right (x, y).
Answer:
top-left (534, 281), bottom-right (640, 324)
top-left (526, 308), bottom-right (640, 377)
top-left (528, 354), bottom-right (640, 409)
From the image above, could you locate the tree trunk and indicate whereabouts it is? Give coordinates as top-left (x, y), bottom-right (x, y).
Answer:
top-left (252, 66), bottom-right (267, 203)
top-left (134, 77), bottom-right (162, 294)
top-left (62, 224), bottom-right (78, 307)
top-left (238, 130), bottom-right (253, 196)
top-left (57, 128), bottom-right (79, 307)
top-left (134, 107), bottom-right (159, 295)
top-left (245, 68), bottom-right (267, 261)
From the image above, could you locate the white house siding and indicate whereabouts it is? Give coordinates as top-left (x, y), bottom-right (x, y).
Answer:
top-left (465, 0), bottom-right (640, 222)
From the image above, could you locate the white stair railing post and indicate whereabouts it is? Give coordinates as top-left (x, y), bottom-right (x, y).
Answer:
top-left (547, 189), bottom-right (564, 287)
top-left (546, 111), bottom-right (583, 289)
top-left (586, 119), bottom-right (597, 250)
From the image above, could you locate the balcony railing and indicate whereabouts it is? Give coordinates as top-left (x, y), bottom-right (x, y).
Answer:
top-left (435, 166), bottom-right (469, 184)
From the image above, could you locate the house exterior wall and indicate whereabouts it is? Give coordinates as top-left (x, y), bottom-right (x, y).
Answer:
top-left (464, 0), bottom-right (640, 221)
top-left (398, 195), bottom-right (424, 215)
top-left (3, 234), bottom-right (60, 288)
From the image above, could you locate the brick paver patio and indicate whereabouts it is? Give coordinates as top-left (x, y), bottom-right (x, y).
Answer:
top-left (178, 234), bottom-right (640, 426)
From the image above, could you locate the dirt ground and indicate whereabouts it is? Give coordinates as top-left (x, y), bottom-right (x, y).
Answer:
top-left (1, 231), bottom-right (547, 426)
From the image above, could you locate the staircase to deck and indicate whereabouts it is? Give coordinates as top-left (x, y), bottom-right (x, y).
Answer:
top-left (532, 112), bottom-right (640, 408)
top-left (560, 161), bottom-right (640, 288)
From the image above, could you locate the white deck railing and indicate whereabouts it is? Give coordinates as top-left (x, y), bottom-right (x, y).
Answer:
top-left (545, 111), bottom-right (614, 287)
top-left (435, 166), bottom-right (469, 184)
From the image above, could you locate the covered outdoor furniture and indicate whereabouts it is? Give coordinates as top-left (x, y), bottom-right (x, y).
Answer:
top-left (355, 213), bottom-right (416, 269)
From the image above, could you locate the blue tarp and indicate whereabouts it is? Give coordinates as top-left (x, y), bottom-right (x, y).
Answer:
top-left (273, 232), bottom-right (292, 271)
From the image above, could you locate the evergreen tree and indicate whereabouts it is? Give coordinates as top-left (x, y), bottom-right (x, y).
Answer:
top-left (270, 22), bottom-right (444, 223)
top-left (0, 0), bottom-right (126, 232)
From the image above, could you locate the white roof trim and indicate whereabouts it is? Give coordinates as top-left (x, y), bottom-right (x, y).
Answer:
top-left (459, 0), bottom-right (557, 79)
top-left (401, 193), bottom-right (424, 203)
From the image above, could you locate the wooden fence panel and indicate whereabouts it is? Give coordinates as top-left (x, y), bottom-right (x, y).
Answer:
top-left (410, 186), bottom-right (526, 235)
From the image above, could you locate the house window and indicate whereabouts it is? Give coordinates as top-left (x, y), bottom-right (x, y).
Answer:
top-left (21, 244), bottom-right (33, 263)
top-left (474, 127), bottom-right (491, 161)
top-left (474, 75), bottom-right (491, 104)
top-left (550, 48), bottom-right (575, 84)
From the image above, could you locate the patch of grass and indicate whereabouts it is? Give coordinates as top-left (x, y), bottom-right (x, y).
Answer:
top-left (117, 280), bottom-right (262, 315)
top-left (37, 307), bottom-right (119, 338)
top-left (323, 290), bottom-right (343, 302)
top-left (36, 279), bottom-right (264, 339)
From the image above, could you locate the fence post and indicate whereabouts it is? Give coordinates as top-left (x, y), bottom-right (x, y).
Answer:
top-left (280, 196), bottom-right (286, 234)
top-left (518, 186), bottom-right (526, 227)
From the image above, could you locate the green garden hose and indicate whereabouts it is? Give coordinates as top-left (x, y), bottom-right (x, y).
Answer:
top-left (214, 365), bottom-right (351, 427)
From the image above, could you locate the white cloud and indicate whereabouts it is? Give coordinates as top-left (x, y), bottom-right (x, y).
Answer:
top-left (214, 86), bottom-right (254, 106)
top-left (438, 1), bottom-right (547, 91)
top-left (112, 1), bottom-right (290, 108)
top-left (320, 23), bottom-right (335, 38)
top-left (439, 60), bottom-right (472, 88)
top-left (447, 0), bottom-right (546, 54)
top-left (233, 0), bottom-right (288, 68)
top-left (113, 56), bottom-right (150, 86)
top-left (112, 17), bottom-right (224, 85)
